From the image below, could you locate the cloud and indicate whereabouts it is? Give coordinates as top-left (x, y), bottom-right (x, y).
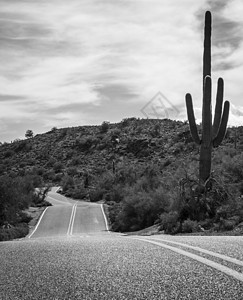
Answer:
top-left (0, 0), bottom-right (242, 142)
top-left (0, 94), bottom-right (27, 102)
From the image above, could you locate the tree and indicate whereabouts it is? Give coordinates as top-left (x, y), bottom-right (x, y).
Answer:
top-left (25, 129), bottom-right (34, 139)
top-left (100, 121), bottom-right (109, 133)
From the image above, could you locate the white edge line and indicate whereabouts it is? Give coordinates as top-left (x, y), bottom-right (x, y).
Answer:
top-left (149, 237), bottom-right (243, 267)
top-left (70, 203), bottom-right (77, 236)
top-left (55, 187), bottom-right (60, 193)
top-left (133, 237), bottom-right (243, 283)
top-left (28, 207), bottom-right (49, 239)
top-left (101, 204), bottom-right (110, 233)
top-left (67, 203), bottom-right (76, 236)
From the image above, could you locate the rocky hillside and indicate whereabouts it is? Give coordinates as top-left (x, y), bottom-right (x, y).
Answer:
top-left (0, 118), bottom-right (243, 234)
top-left (0, 118), bottom-right (195, 182)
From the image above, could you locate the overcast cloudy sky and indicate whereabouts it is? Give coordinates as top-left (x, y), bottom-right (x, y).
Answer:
top-left (0, 0), bottom-right (243, 141)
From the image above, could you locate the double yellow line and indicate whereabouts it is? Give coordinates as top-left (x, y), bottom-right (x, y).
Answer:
top-left (67, 202), bottom-right (77, 236)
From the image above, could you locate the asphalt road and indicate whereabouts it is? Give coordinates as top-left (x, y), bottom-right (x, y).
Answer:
top-left (28, 187), bottom-right (109, 238)
top-left (0, 188), bottom-right (243, 299)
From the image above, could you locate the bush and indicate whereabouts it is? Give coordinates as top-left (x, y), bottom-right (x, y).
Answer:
top-left (4, 150), bottom-right (14, 158)
top-left (61, 175), bottom-right (75, 192)
top-left (70, 187), bottom-right (87, 200)
top-left (17, 211), bottom-right (32, 223)
top-left (181, 219), bottom-right (199, 233)
top-left (75, 136), bottom-right (98, 152)
top-left (223, 153), bottom-right (243, 182)
top-left (110, 187), bottom-right (170, 232)
top-left (0, 175), bottom-right (36, 226)
top-left (53, 162), bottom-right (63, 173)
top-left (89, 188), bottom-right (105, 202)
top-left (69, 156), bottom-right (81, 166)
top-left (100, 121), bottom-right (109, 133)
top-left (0, 223), bottom-right (29, 241)
top-left (159, 211), bottom-right (180, 234)
top-left (104, 185), bottom-right (123, 203)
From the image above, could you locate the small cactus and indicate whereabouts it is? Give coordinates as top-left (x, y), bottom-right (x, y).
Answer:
top-left (186, 11), bottom-right (230, 184)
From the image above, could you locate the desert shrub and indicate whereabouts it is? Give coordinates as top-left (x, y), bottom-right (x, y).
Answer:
top-left (223, 153), bottom-right (243, 182)
top-left (163, 159), bottom-right (172, 167)
top-left (0, 175), bottom-right (46, 226)
top-left (100, 121), bottom-right (109, 134)
top-left (43, 170), bottom-right (55, 181)
top-left (53, 173), bottom-right (63, 183)
top-left (67, 167), bottom-right (78, 176)
top-left (240, 183), bottom-right (243, 195)
top-left (0, 223), bottom-right (29, 241)
top-left (53, 162), bottom-right (63, 173)
top-left (96, 135), bottom-right (112, 150)
top-left (61, 175), bottom-right (75, 192)
top-left (97, 172), bottom-right (115, 191)
top-left (151, 124), bottom-right (160, 137)
top-left (119, 118), bottom-right (130, 128)
top-left (36, 200), bottom-right (52, 207)
top-left (159, 211), bottom-right (180, 234)
top-left (59, 128), bottom-right (68, 138)
top-left (104, 185), bottom-right (124, 203)
top-left (17, 211), bottom-right (32, 223)
top-left (115, 166), bottom-right (137, 186)
top-left (69, 156), bottom-right (81, 166)
top-left (89, 188), bottom-right (105, 202)
top-left (173, 142), bottom-right (184, 155)
top-left (13, 140), bottom-right (29, 152)
top-left (219, 219), bottom-right (236, 231)
top-left (75, 135), bottom-right (98, 152)
top-left (4, 150), bottom-right (14, 158)
top-left (0, 176), bottom-right (34, 225)
top-left (126, 138), bottom-right (149, 156)
top-left (70, 187), bottom-right (87, 200)
top-left (181, 219), bottom-right (199, 233)
top-left (135, 169), bottom-right (160, 191)
top-left (110, 128), bottom-right (121, 140)
top-left (110, 186), bottom-right (170, 232)
top-left (34, 167), bottom-right (46, 176)
top-left (45, 157), bottom-right (56, 168)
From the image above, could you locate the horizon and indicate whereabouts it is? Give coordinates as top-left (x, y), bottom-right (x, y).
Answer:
top-left (1, 0), bottom-right (243, 142)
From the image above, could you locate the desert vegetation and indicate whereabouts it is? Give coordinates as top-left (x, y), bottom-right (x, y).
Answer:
top-left (0, 174), bottom-right (51, 241)
top-left (0, 118), bottom-right (242, 236)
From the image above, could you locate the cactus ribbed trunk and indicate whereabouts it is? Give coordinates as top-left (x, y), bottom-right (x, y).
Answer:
top-left (200, 11), bottom-right (212, 183)
top-left (200, 75), bottom-right (212, 183)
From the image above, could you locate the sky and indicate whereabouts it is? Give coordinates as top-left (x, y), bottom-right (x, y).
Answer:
top-left (0, 0), bottom-right (243, 142)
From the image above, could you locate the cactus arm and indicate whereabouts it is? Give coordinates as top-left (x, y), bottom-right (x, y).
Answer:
top-left (212, 78), bottom-right (224, 137)
top-left (203, 11), bottom-right (211, 82)
top-left (213, 100), bottom-right (230, 147)
top-left (202, 76), bottom-right (212, 147)
top-left (185, 93), bottom-right (201, 145)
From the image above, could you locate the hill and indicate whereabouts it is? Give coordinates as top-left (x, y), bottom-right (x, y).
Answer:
top-left (0, 118), bottom-right (243, 236)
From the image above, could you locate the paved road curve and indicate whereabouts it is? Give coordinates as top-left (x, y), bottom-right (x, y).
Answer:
top-left (0, 188), bottom-right (243, 299)
top-left (29, 187), bottom-right (109, 238)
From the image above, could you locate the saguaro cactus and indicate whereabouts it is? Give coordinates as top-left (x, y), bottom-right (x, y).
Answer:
top-left (185, 11), bottom-right (230, 184)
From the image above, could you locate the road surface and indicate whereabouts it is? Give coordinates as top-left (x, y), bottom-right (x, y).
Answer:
top-left (28, 187), bottom-right (109, 238)
top-left (0, 188), bottom-right (242, 299)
